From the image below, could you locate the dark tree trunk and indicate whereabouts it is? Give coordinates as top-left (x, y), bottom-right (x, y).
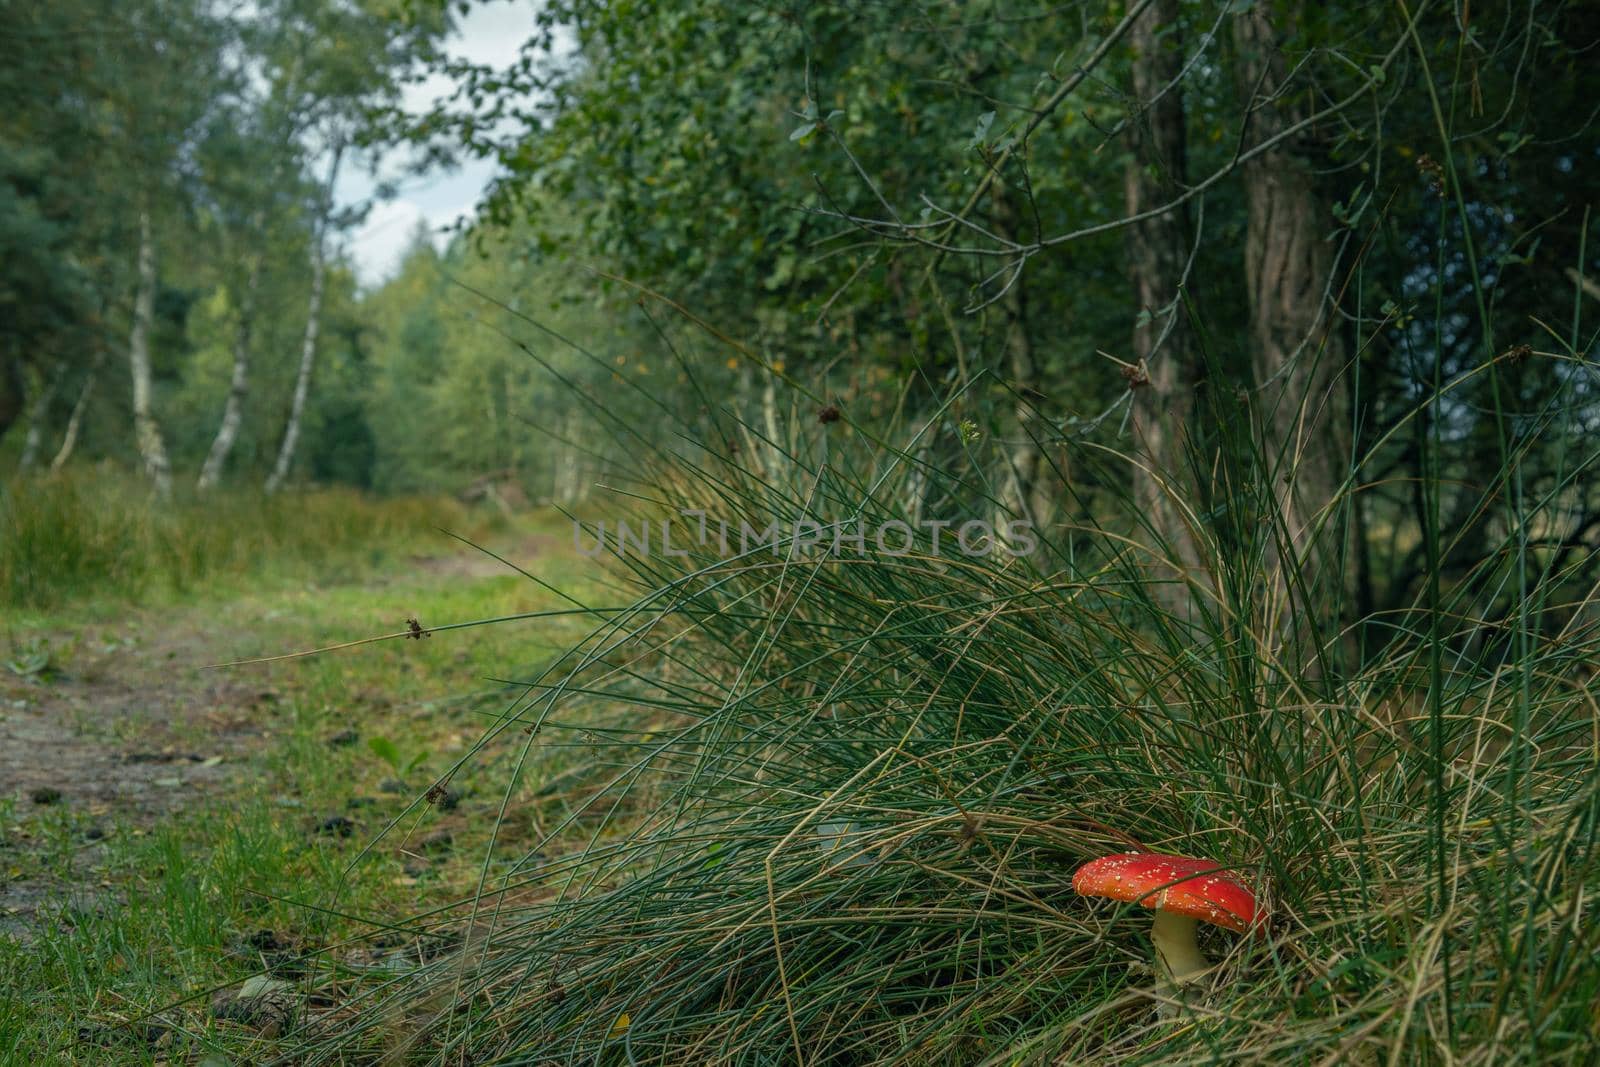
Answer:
top-left (999, 263), bottom-right (1044, 523)
top-left (1233, 3), bottom-right (1349, 593)
top-left (0, 355), bottom-right (23, 443)
top-left (1125, 0), bottom-right (1200, 605)
top-left (992, 191), bottom-right (1049, 530)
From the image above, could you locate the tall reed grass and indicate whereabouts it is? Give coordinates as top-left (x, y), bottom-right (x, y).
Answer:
top-left (0, 467), bottom-right (471, 612)
top-left (287, 326), bottom-right (1600, 1065)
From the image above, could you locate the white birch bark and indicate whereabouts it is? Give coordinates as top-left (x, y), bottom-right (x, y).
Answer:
top-left (198, 250), bottom-right (262, 490)
top-left (266, 143), bottom-right (343, 495)
top-left (557, 410), bottom-right (580, 504)
top-left (128, 210), bottom-right (173, 496)
top-left (50, 349), bottom-right (105, 473)
top-left (906, 440), bottom-right (931, 529)
top-left (761, 372), bottom-right (780, 478)
top-left (17, 364), bottom-right (63, 470)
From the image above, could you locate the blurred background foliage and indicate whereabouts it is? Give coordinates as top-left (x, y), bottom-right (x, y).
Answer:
top-left (2, 0), bottom-right (1597, 643)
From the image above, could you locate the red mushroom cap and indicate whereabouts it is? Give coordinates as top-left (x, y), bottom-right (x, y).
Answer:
top-left (1072, 852), bottom-right (1263, 933)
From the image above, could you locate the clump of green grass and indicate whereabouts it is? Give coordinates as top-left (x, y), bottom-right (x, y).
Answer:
top-left (0, 468), bottom-right (485, 612)
top-left (285, 336), bottom-right (1600, 1064)
top-left (0, 800), bottom-right (379, 1060)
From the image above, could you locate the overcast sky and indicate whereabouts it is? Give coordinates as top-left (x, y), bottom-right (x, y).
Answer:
top-left (336, 1), bottom-right (544, 287)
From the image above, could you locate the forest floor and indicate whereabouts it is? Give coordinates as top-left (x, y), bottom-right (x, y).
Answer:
top-left (0, 509), bottom-right (609, 1060)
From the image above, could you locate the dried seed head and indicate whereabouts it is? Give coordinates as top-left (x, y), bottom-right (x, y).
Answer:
top-left (1415, 153), bottom-right (1446, 196)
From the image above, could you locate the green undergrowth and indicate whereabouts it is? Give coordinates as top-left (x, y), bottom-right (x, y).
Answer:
top-left (0, 506), bottom-right (618, 1062)
top-left (0, 467), bottom-right (497, 616)
top-left (273, 340), bottom-right (1600, 1065)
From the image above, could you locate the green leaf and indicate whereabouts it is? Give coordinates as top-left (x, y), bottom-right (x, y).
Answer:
top-left (967, 110), bottom-right (996, 150)
top-left (789, 121), bottom-right (817, 142)
top-left (4, 651), bottom-right (50, 678)
top-left (1500, 236), bottom-right (1540, 267)
top-left (368, 736), bottom-right (402, 772)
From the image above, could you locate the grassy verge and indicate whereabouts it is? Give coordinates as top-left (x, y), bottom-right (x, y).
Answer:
top-left (0, 503), bottom-right (620, 1063)
top-left (0, 468), bottom-right (493, 617)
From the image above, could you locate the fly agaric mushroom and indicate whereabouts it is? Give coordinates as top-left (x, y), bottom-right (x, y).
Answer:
top-left (1072, 852), bottom-right (1262, 985)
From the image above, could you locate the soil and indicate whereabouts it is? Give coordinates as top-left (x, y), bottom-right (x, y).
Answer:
top-left (403, 528), bottom-right (567, 581)
top-left (0, 610), bottom-right (281, 938)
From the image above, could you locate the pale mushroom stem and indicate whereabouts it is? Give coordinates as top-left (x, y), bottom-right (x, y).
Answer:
top-left (1149, 909), bottom-right (1209, 985)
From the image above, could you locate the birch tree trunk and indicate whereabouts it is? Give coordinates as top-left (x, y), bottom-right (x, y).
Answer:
top-left (556, 410), bottom-right (581, 504)
top-left (262, 240), bottom-right (324, 494)
top-left (198, 251), bottom-right (262, 490)
top-left (128, 210), bottom-right (173, 496)
top-left (17, 364), bottom-right (64, 470)
top-left (1126, 0), bottom-right (1200, 605)
top-left (761, 371), bottom-right (781, 477)
top-left (50, 353), bottom-right (103, 473)
top-left (266, 143), bottom-right (343, 495)
top-left (1233, 4), bottom-right (1349, 589)
top-left (906, 439), bottom-right (931, 529)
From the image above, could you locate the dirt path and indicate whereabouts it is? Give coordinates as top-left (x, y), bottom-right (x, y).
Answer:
top-left (0, 532), bottom-right (562, 939)
top-left (0, 605), bottom-right (294, 936)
